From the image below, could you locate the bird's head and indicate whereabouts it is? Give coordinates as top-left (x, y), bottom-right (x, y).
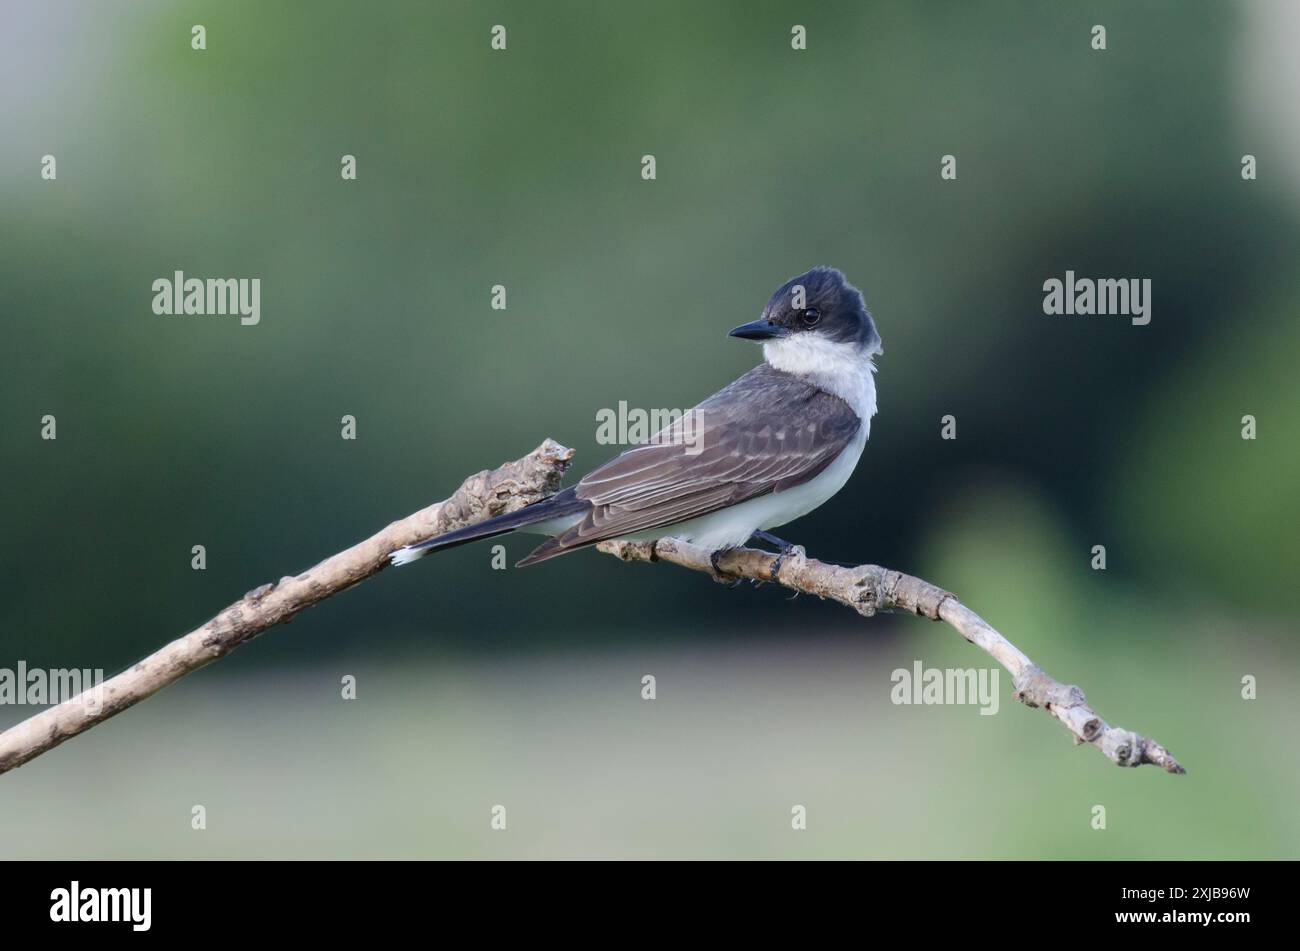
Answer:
top-left (729, 267), bottom-right (881, 362)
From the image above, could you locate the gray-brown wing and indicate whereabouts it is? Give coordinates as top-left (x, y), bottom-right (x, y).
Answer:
top-left (517, 365), bottom-right (861, 564)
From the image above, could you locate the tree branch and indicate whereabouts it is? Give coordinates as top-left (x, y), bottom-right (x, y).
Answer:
top-left (0, 438), bottom-right (1183, 777)
top-left (0, 439), bottom-right (574, 776)
top-left (598, 538), bottom-right (1184, 773)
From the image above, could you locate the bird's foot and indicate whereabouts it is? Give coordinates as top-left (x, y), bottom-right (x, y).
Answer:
top-left (709, 548), bottom-right (741, 587)
top-left (767, 544), bottom-right (806, 583)
top-left (749, 531), bottom-right (806, 582)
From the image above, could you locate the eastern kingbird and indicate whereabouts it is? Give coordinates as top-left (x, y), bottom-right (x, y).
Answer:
top-left (391, 266), bottom-right (881, 569)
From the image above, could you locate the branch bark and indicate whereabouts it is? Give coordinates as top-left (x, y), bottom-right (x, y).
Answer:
top-left (598, 538), bottom-right (1184, 773)
top-left (0, 439), bottom-right (574, 776)
top-left (0, 439), bottom-right (1183, 776)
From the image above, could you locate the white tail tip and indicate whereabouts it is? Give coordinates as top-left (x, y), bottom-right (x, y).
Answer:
top-left (389, 545), bottom-right (427, 567)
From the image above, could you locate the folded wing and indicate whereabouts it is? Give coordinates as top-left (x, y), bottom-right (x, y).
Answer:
top-left (517, 365), bottom-right (861, 565)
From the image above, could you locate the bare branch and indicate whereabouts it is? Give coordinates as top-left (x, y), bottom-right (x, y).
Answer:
top-left (0, 439), bottom-right (574, 776)
top-left (597, 538), bottom-right (1185, 774)
top-left (0, 438), bottom-right (1183, 777)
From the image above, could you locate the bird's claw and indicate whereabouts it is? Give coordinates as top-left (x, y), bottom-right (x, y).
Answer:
top-left (709, 548), bottom-right (741, 587)
top-left (768, 544), bottom-right (805, 582)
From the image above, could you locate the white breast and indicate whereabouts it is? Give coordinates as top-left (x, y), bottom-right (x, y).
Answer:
top-left (762, 333), bottom-right (878, 426)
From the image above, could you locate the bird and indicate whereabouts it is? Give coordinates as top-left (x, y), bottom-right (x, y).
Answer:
top-left (390, 266), bottom-right (881, 574)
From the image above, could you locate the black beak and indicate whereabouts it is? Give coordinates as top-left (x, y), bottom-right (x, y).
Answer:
top-left (728, 319), bottom-right (789, 341)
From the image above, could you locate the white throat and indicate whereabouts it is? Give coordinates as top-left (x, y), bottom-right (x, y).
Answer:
top-left (762, 334), bottom-right (879, 423)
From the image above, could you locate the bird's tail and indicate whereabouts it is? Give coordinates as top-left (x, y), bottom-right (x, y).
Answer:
top-left (389, 487), bottom-right (586, 566)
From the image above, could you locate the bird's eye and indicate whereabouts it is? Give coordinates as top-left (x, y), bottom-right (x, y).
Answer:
top-left (801, 308), bottom-right (821, 326)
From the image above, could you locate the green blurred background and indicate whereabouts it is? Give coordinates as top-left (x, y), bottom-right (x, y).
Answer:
top-left (1, 0), bottom-right (1297, 858)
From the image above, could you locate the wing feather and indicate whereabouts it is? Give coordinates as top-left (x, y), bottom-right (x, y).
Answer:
top-left (521, 365), bottom-right (861, 562)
